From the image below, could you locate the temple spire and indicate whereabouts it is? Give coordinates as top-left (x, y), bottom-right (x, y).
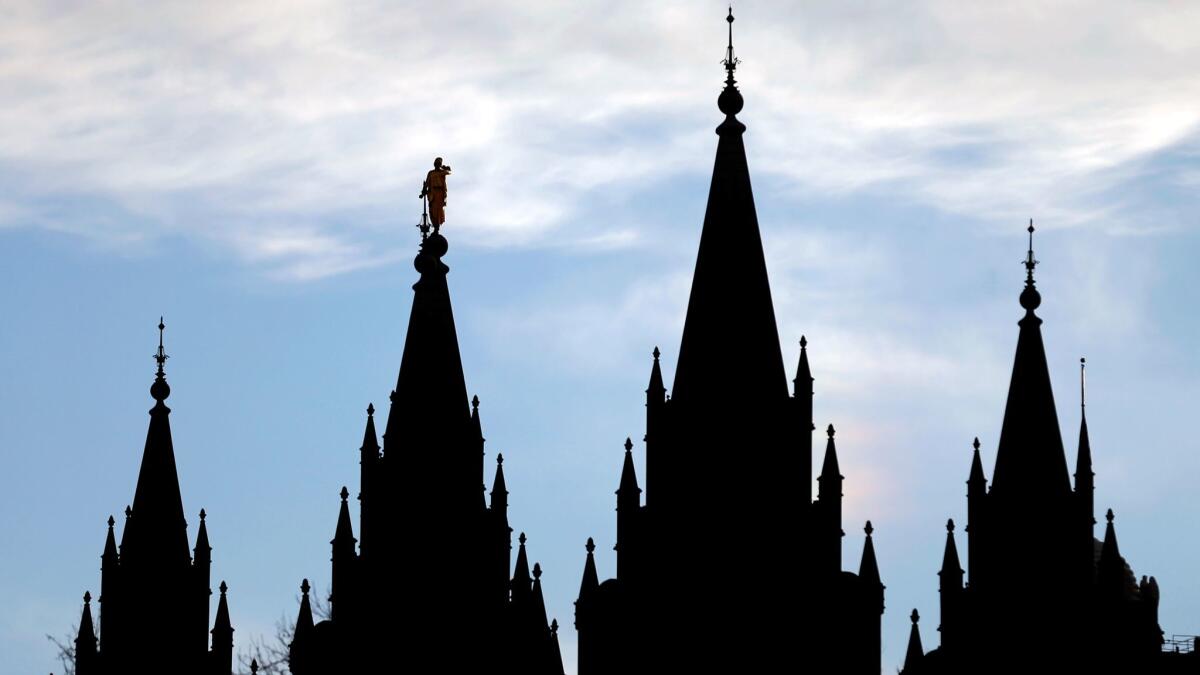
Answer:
top-left (121, 318), bottom-right (189, 565)
top-left (990, 222), bottom-right (1070, 499)
top-left (490, 453), bottom-right (508, 511)
top-left (512, 532), bottom-right (532, 601)
top-left (671, 8), bottom-right (785, 406)
top-left (904, 609), bottom-right (925, 671)
top-left (579, 537), bottom-right (599, 597)
top-left (75, 591), bottom-right (98, 672)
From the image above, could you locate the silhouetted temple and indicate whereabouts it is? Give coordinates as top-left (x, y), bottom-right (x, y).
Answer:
top-left (573, 12), bottom-right (884, 675)
top-left (284, 230), bottom-right (564, 673)
top-left (900, 226), bottom-right (1198, 674)
top-left (70, 321), bottom-right (236, 675)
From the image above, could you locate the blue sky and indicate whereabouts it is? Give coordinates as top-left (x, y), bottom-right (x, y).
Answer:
top-left (2, 1), bottom-right (1200, 673)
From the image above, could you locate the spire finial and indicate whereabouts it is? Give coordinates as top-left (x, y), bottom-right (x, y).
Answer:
top-left (83, 590), bottom-right (92, 605)
top-left (199, 508), bottom-right (206, 521)
top-left (911, 608), bottom-right (920, 624)
top-left (107, 515), bottom-right (115, 528)
top-left (219, 580), bottom-right (228, 594)
top-left (472, 394), bottom-right (480, 411)
top-left (533, 562), bottom-right (542, 580)
top-left (124, 505), bottom-right (132, 519)
top-left (340, 486), bottom-right (349, 502)
top-left (250, 659), bottom-right (259, 675)
top-left (652, 346), bottom-right (660, 360)
top-left (1106, 508), bottom-right (1114, 523)
top-left (624, 437), bottom-right (633, 452)
top-left (1080, 357), bottom-right (1087, 411)
top-left (827, 424), bottom-right (835, 438)
top-left (717, 8), bottom-right (744, 117)
top-left (946, 518), bottom-right (955, 533)
top-left (300, 578), bottom-right (310, 595)
top-left (367, 402), bottom-right (375, 416)
top-left (800, 335), bottom-right (807, 349)
top-left (864, 520), bottom-right (873, 536)
top-left (973, 436), bottom-right (981, 452)
top-left (496, 452), bottom-right (504, 465)
top-left (151, 317), bottom-right (171, 402)
top-left (519, 531), bottom-right (527, 546)
top-left (586, 537), bottom-right (595, 553)
top-left (1020, 219), bottom-right (1042, 311)
top-left (551, 618), bottom-right (559, 635)
top-left (723, 7), bottom-right (738, 77)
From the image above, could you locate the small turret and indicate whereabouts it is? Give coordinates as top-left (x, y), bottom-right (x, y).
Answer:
top-left (816, 424), bottom-right (844, 573)
top-left (330, 487), bottom-right (357, 622)
top-left (904, 608), bottom-right (924, 673)
top-left (616, 437), bottom-right (642, 580)
top-left (939, 519), bottom-right (964, 649)
top-left (74, 592), bottom-right (98, 675)
top-left (210, 581), bottom-right (233, 675)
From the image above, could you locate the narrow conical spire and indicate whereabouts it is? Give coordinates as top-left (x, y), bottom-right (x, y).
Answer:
top-left (490, 453), bottom-right (508, 511)
top-left (294, 579), bottom-right (315, 641)
top-left (512, 532), bottom-right (532, 600)
top-left (904, 609), bottom-right (925, 671)
top-left (121, 318), bottom-right (190, 565)
top-left (103, 515), bottom-right (118, 560)
top-left (384, 229), bottom-right (472, 461)
top-left (333, 486), bottom-right (356, 549)
top-left (579, 537), bottom-right (599, 597)
top-left (991, 222), bottom-right (1071, 499)
top-left (532, 563), bottom-right (550, 630)
top-left (1098, 509), bottom-right (1125, 596)
top-left (647, 347), bottom-right (665, 400)
top-left (819, 424), bottom-right (841, 479)
top-left (968, 437), bottom-right (986, 486)
top-left (859, 521), bottom-right (881, 584)
top-left (550, 618), bottom-right (565, 675)
top-left (76, 591), bottom-right (97, 653)
top-left (212, 581), bottom-right (232, 634)
top-left (618, 437), bottom-right (641, 496)
top-left (194, 508), bottom-right (211, 560)
top-left (671, 8), bottom-right (786, 405)
top-left (361, 403), bottom-right (380, 455)
top-left (940, 519), bottom-right (963, 579)
top-left (793, 335), bottom-right (813, 396)
top-left (1075, 358), bottom-right (1094, 487)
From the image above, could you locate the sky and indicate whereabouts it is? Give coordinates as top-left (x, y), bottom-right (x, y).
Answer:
top-left (2, 1), bottom-right (1200, 672)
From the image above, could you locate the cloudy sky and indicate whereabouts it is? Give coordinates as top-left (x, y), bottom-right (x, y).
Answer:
top-left (2, 1), bottom-right (1200, 672)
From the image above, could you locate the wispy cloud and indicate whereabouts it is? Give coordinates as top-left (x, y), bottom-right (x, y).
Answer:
top-left (2, 2), bottom-right (1197, 278)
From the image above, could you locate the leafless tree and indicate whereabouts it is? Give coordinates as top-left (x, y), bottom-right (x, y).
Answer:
top-left (48, 583), bottom-right (331, 675)
top-left (236, 583), bottom-right (330, 675)
top-left (47, 628), bottom-right (76, 675)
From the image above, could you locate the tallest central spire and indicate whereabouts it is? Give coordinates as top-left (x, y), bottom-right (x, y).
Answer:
top-left (671, 9), bottom-right (786, 405)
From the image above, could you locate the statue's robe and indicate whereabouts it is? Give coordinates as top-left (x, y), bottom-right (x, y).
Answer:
top-left (425, 168), bottom-right (450, 225)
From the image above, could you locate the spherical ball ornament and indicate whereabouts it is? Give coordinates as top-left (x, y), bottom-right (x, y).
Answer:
top-left (718, 85), bottom-right (743, 116)
top-left (151, 377), bottom-right (171, 402)
top-left (425, 233), bottom-right (449, 259)
top-left (1019, 285), bottom-right (1041, 311)
top-left (414, 253), bottom-right (430, 274)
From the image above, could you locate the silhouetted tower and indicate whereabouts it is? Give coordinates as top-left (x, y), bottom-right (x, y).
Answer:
top-left (285, 231), bottom-right (562, 672)
top-left (615, 437), bottom-right (641, 580)
top-left (68, 319), bottom-right (235, 675)
top-left (902, 226), bottom-right (1171, 674)
top-left (938, 519), bottom-right (963, 651)
top-left (573, 11), bottom-right (883, 675)
top-left (1075, 358), bottom-right (1096, 586)
top-left (816, 424), bottom-right (845, 575)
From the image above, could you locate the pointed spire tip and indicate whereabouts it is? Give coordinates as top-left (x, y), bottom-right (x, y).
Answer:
top-left (864, 520), bottom-right (873, 536)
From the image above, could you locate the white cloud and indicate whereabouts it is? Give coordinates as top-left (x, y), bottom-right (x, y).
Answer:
top-left (1, 2), bottom-right (1197, 277)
